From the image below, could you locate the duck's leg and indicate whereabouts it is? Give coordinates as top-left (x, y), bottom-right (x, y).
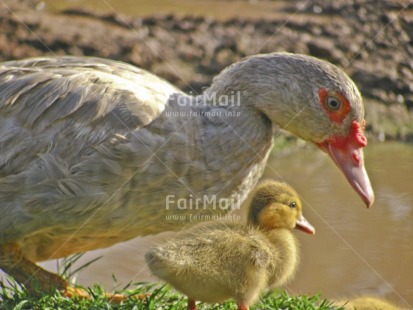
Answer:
top-left (237, 302), bottom-right (249, 310)
top-left (187, 298), bottom-right (197, 310)
top-left (0, 243), bottom-right (140, 302)
top-left (0, 242), bottom-right (69, 295)
top-left (0, 242), bottom-right (93, 299)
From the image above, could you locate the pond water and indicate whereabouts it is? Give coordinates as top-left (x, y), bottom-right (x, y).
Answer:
top-left (43, 0), bottom-right (288, 20)
top-left (37, 141), bottom-right (413, 308)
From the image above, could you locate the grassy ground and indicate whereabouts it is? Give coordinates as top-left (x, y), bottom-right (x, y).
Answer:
top-left (0, 281), bottom-right (343, 310)
top-left (0, 253), bottom-right (343, 310)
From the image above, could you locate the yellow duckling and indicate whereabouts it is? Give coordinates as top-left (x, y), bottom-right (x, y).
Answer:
top-left (145, 180), bottom-right (315, 310)
top-left (338, 296), bottom-right (401, 310)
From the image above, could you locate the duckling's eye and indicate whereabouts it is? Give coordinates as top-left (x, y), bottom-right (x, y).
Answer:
top-left (289, 202), bottom-right (296, 209)
top-left (326, 95), bottom-right (341, 111)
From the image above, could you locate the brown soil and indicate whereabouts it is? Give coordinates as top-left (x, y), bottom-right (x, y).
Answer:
top-left (1, 0), bottom-right (413, 141)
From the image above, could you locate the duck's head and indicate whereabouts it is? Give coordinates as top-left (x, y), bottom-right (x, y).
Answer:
top-left (208, 53), bottom-right (374, 208)
top-left (248, 180), bottom-right (315, 234)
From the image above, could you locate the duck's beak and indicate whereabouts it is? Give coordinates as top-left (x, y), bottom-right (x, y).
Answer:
top-left (295, 214), bottom-right (315, 235)
top-left (316, 120), bottom-right (375, 208)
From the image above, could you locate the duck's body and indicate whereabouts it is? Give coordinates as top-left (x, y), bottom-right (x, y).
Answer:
top-left (0, 53), bottom-right (372, 293)
top-left (0, 57), bottom-right (273, 262)
top-left (146, 180), bottom-right (315, 310)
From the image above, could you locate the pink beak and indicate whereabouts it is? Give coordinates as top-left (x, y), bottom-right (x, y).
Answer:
top-left (295, 214), bottom-right (315, 235)
top-left (316, 121), bottom-right (375, 208)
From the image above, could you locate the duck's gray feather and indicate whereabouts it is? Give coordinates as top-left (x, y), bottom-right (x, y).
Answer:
top-left (0, 57), bottom-right (273, 261)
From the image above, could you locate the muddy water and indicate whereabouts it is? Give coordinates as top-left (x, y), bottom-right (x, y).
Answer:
top-left (43, 0), bottom-right (288, 20)
top-left (36, 142), bottom-right (413, 307)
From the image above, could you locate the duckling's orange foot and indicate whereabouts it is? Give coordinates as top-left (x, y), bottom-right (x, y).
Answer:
top-left (237, 303), bottom-right (249, 310)
top-left (187, 299), bottom-right (197, 310)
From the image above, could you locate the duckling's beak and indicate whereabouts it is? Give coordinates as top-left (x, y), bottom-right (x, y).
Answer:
top-left (295, 215), bottom-right (315, 235)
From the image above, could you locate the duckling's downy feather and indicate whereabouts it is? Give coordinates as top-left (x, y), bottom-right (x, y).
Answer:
top-left (145, 181), bottom-right (315, 310)
top-left (146, 221), bottom-right (298, 304)
top-left (146, 178), bottom-right (315, 308)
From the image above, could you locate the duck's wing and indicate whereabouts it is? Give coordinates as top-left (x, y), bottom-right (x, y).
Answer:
top-left (0, 56), bottom-right (179, 134)
top-left (0, 56), bottom-right (182, 242)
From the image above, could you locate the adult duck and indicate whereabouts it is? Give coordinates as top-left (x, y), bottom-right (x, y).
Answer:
top-left (0, 53), bottom-right (373, 293)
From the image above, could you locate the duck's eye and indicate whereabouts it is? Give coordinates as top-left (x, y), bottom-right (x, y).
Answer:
top-left (289, 202), bottom-right (296, 208)
top-left (326, 96), bottom-right (341, 111)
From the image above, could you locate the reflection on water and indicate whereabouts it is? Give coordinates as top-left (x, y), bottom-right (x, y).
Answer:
top-left (14, 142), bottom-right (413, 307)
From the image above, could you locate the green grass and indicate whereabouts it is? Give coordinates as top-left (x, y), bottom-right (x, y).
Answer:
top-left (0, 255), bottom-right (343, 310)
top-left (0, 282), bottom-right (342, 310)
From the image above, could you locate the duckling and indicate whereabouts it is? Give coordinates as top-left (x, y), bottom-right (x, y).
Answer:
top-left (338, 296), bottom-right (401, 310)
top-left (145, 180), bottom-right (315, 310)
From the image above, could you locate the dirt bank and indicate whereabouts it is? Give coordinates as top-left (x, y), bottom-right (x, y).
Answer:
top-left (1, 0), bottom-right (412, 141)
